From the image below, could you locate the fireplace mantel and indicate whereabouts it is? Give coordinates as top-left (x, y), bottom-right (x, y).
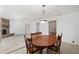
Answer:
top-left (0, 18), bottom-right (10, 38)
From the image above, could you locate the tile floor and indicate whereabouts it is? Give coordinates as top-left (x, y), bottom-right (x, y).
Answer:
top-left (0, 35), bottom-right (79, 54)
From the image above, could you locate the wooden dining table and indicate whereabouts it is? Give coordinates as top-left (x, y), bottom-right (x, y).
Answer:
top-left (32, 35), bottom-right (58, 53)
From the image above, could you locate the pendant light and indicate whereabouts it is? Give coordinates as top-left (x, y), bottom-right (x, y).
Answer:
top-left (40, 5), bottom-right (47, 23)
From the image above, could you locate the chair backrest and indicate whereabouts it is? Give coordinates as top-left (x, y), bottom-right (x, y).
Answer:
top-left (56, 33), bottom-right (62, 47)
top-left (31, 33), bottom-right (38, 40)
top-left (36, 32), bottom-right (42, 37)
top-left (24, 35), bottom-right (32, 49)
top-left (25, 38), bottom-right (32, 49)
top-left (49, 32), bottom-right (56, 36)
top-left (31, 32), bottom-right (42, 40)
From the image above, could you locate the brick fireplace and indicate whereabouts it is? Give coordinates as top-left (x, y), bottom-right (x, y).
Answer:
top-left (2, 29), bottom-right (7, 35)
top-left (2, 27), bottom-right (9, 36)
top-left (0, 18), bottom-right (10, 38)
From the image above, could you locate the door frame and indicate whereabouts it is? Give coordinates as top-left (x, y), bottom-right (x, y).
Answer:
top-left (49, 20), bottom-right (56, 35)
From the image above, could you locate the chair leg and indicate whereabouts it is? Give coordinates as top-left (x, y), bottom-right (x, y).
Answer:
top-left (58, 50), bottom-right (60, 54)
top-left (58, 48), bottom-right (60, 54)
top-left (47, 48), bottom-right (48, 54)
top-left (39, 49), bottom-right (43, 54)
top-left (27, 50), bottom-right (28, 54)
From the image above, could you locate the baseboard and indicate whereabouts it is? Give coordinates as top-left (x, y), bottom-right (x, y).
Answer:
top-left (14, 34), bottom-right (25, 36)
top-left (62, 41), bottom-right (79, 46)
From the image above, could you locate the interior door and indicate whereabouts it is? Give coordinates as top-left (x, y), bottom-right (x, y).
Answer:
top-left (49, 21), bottom-right (56, 35)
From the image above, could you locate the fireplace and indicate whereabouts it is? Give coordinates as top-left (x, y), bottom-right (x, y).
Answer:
top-left (0, 18), bottom-right (10, 38)
top-left (2, 29), bottom-right (7, 35)
top-left (2, 27), bottom-right (9, 36)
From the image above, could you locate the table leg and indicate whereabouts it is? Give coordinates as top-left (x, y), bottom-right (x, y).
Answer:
top-left (39, 49), bottom-right (43, 54)
top-left (47, 48), bottom-right (48, 54)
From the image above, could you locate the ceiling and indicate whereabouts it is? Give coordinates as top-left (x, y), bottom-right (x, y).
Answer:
top-left (0, 5), bottom-right (79, 21)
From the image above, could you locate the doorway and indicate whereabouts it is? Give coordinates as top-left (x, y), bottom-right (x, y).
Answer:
top-left (49, 21), bottom-right (56, 35)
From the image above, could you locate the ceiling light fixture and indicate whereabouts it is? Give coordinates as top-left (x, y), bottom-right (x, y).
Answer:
top-left (40, 5), bottom-right (47, 23)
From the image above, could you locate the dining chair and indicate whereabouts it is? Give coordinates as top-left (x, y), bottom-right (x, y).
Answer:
top-left (24, 35), bottom-right (41, 54)
top-left (30, 32), bottom-right (42, 39)
top-left (48, 33), bottom-right (62, 54)
top-left (37, 32), bottom-right (42, 37)
top-left (30, 32), bottom-right (45, 54)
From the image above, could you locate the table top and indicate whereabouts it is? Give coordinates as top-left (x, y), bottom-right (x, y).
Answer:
top-left (32, 35), bottom-right (57, 47)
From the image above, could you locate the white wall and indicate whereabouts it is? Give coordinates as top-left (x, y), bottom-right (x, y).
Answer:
top-left (30, 21), bottom-right (36, 33)
top-left (26, 20), bottom-right (49, 35)
top-left (0, 18), bottom-right (2, 41)
top-left (10, 18), bottom-right (31, 35)
top-left (39, 22), bottom-right (49, 35)
top-left (38, 17), bottom-right (56, 35)
top-left (10, 19), bottom-right (24, 35)
top-left (57, 12), bottom-right (79, 45)
top-left (9, 15), bottom-right (57, 35)
top-left (29, 17), bottom-right (56, 35)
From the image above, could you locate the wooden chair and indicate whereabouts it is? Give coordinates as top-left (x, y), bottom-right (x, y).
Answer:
top-left (48, 33), bottom-right (62, 54)
top-left (30, 32), bottom-right (42, 39)
top-left (24, 35), bottom-right (40, 54)
top-left (30, 32), bottom-right (44, 54)
top-left (36, 32), bottom-right (42, 37)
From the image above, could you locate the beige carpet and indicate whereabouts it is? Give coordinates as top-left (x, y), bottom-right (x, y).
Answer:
top-left (11, 41), bottom-right (79, 54)
top-left (0, 35), bottom-right (25, 54)
top-left (0, 35), bottom-right (79, 54)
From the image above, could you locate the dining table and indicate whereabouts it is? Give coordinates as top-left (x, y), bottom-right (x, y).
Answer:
top-left (32, 35), bottom-right (58, 53)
